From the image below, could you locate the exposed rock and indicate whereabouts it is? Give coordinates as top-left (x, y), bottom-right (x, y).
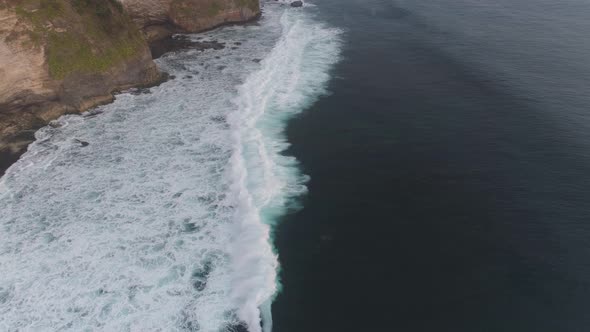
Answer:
top-left (119, 0), bottom-right (261, 43)
top-left (0, 0), bottom-right (162, 162)
top-left (74, 139), bottom-right (90, 147)
top-left (290, 1), bottom-right (303, 7)
top-left (0, 0), bottom-right (261, 175)
top-left (150, 35), bottom-right (226, 59)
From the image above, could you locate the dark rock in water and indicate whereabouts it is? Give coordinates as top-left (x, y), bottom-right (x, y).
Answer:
top-left (0, 148), bottom-right (23, 178)
top-left (291, 1), bottom-right (303, 7)
top-left (74, 139), bottom-right (89, 147)
top-left (149, 35), bottom-right (192, 59)
top-left (150, 35), bottom-right (226, 59)
top-left (128, 87), bottom-right (152, 96)
top-left (83, 109), bottom-right (105, 118)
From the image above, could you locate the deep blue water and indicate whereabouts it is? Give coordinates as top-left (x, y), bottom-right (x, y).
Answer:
top-left (273, 0), bottom-right (590, 331)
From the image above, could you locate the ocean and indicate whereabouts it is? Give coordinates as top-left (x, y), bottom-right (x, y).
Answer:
top-left (0, 3), bottom-right (340, 331)
top-left (1, 0), bottom-right (590, 331)
top-left (274, 0), bottom-right (590, 331)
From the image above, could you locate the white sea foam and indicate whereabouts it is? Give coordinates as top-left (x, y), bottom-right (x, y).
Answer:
top-left (0, 3), bottom-right (340, 332)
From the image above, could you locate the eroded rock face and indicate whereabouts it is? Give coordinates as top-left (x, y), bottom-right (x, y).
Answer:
top-left (120, 0), bottom-right (260, 42)
top-left (0, 7), bottom-right (57, 115)
top-left (170, 0), bottom-right (260, 32)
top-left (118, 0), bottom-right (175, 41)
top-left (119, 0), bottom-right (173, 27)
top-left (0, 0), bottom-right (261, 167)
top-left (0, 0), bottom-right (161, 155)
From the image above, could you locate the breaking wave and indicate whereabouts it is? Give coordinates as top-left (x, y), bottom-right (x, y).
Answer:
top-left (0, 4), bottom-right (340, 332)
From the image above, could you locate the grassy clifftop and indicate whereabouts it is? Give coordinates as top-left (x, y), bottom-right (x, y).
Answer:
top-left (13, 0), bottom-right (146, 79)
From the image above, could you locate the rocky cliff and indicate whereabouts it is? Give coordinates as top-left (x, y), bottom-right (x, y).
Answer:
top-left (120, 0), bottom-right (260, 42)
top-left (0, 0), bottom-right (260, 171)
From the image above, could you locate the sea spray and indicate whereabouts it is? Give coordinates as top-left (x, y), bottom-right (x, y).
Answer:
top-left (0, 4), bottom-right (341, 332)
top-left (227, 9), bottom-right (342, 332)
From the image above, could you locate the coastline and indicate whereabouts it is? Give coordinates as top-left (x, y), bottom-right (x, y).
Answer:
top-left (0, 5), bottom-right (313, 329)
top-left (0, 71), bottom-right (168, 178)
top-left (0, 13), bottom-right (261, 179)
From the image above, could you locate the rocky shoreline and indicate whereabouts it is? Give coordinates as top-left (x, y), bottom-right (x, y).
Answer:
top-left (0, 0), bottom-right (261, 177)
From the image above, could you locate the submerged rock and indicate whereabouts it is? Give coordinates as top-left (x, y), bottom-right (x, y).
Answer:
top-left (291, 1), bottom-right (304, 7)
top-left (74, 139), bottom-right (90, 147)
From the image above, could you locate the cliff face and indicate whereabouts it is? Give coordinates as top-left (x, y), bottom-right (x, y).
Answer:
top-left (0, 0), bottom-right (260, 167)
top-left (0, 0), bottom-right (161, 155)
top-left (120, 0), bottom-right (260, 42)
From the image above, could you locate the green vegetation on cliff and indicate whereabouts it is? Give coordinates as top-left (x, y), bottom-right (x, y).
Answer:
top-left (15, 0), bottom-right (146, 79)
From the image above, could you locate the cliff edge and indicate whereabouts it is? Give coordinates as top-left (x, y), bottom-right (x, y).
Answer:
top-left (0, 0), bottom-right (260, 172)
top-left (120, 0), bottom-right (260, 42)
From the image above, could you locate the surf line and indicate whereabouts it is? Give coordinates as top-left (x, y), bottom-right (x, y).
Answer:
top-left (227, 8), bottom-right (343, 332)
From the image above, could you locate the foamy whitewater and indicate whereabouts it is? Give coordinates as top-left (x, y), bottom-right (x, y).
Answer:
top-left (0, 4), bottom-right (341, 331)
